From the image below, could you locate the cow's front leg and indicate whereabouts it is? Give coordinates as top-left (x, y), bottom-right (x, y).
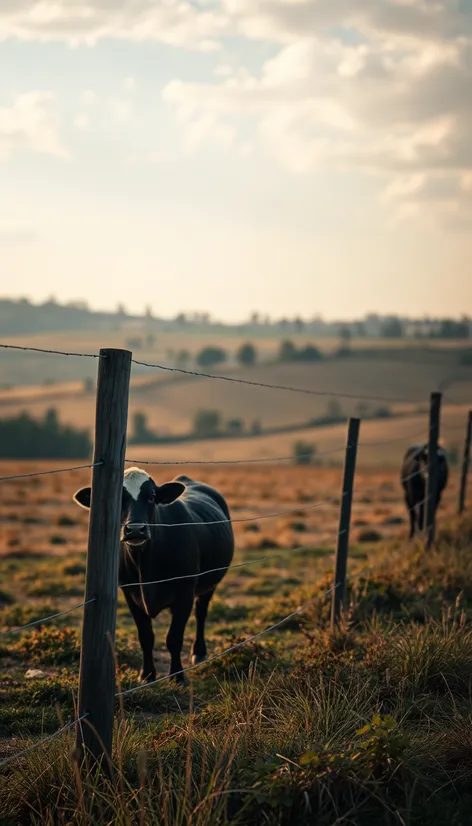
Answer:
top-left (166, 592), bottom-right (194, 684)
top-left (192, 588), bottom-right (215, 665)
top-left (123, 590), bottom-right (156, 683)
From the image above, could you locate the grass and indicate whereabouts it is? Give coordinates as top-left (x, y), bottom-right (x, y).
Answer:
top-left (2, 515), bottom-right (472, 824)
top-left (0, 459), bottom-right (469, 824)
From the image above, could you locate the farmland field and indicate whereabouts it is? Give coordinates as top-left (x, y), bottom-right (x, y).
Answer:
top-left (1, 456), bottom-right (472, 824)
top-left (1, 333), bottom-right (472, 824)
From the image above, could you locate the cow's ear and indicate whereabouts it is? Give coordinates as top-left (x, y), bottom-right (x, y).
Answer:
top-left (73, 487), bottom-right (92, 510)
top-left (154, 482), bottom-right (185, 505)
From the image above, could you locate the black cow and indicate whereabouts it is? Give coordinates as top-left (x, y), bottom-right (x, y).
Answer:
top-left (401, 444), bottom-right (449, 539)
top-left (73, 467), bottom-right (234, 684)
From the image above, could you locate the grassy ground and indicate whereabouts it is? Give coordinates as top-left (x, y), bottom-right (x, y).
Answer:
top-left (0, 459), bottom-right (471, 824)
top-left (1, 518), bottom-right (472, 824)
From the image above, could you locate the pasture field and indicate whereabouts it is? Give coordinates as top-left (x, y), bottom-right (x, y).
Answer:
top-left (1, 350), bottom-right (471, 443)
top-left (1, 460), bottom-right (472, 824)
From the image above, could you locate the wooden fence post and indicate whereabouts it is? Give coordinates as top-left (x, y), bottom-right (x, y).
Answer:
top-left (425, 392), bottom-right (442, 550)
top-left (331, 418), bottom-right (360, 631)
top-left (76, 348), bottom-right (132, 768)
top-left (459, 411), bottom-right (472, 515)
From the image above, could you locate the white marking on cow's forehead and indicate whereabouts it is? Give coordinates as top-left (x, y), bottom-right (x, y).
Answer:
top-left (123, 467), bottom-right (152, 501)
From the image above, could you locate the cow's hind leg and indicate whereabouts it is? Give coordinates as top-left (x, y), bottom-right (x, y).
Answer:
top-left (167, 592), bottom-right (194, 684)
top-left (405, 495), bottom-right (416, 539)
top-left (192, 588), bottom-right (215, 666)
top-left (124, 591), bottom-right (156, 683)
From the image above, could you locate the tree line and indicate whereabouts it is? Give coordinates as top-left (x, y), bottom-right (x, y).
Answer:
top-left (0, 409), bottom-right (92, 459)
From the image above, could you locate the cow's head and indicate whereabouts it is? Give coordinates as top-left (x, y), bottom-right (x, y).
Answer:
top-left (72, 467), bottom-right (185, 547)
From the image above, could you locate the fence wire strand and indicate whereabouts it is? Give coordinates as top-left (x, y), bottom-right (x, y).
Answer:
top-left (126, 494), bottom-right (343, 529)
top-left (131, 358), bottom-right (416, 404)
top-left (0, 343), bottom-right (104, 359)
top-left (0, 598), bottom-right (96, 637)
top-left (0, 461), bottom-right (104, 483)
top-left (120, 531), bottom-right (344, 590)
top-left (0, 714), bottom-right (89, 769)
top-left (116, 531), bottom-right (413, 698)
top-left (125, 427), bottom-right (430, 468)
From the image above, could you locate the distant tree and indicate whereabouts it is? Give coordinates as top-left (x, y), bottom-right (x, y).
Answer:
top-left (145, 333), bottom-right (156, 349)
top-left (236, 342), bottom-right (257, 367)
top-left (226, 418), bottom-right (244, 436)
top-left (144, 305), bottom-right (153, 320)
top-left (338, 325), bottom-right (352, 349)
top-left (374, 406), bottom-right (392, 419)
top-left (0, 410), bottom-right (91, 458)
top-left (293, 316), bottom-right (305, 333)
top-left (196, 346), bottom-right (227, 368)
top-left (175, 313), bottom-right (187, 326)
top-left (131, 411), bottom-right (158, 444)
top-left (433, 319), bottom-right (470, 339)
top-left (251, 419), bottom-right (262, 435)
top-left (356, 402), bottom-right (370, 418)
top-left (293, 441), bottom-right (317, 466)
top-left (193, 409), bottom-right (221, 437)
top-left (297, 344), bottom-right (323, 362)
top-left (83, 377), bottom-right (95, 394)
top-left (380, 317), bottom-right (404, 338)
top-left (176, 349), bottom-right (191, 369)
top-left (116, 303), bottom-right (127, 316)
top-left (278, 340), bottom-right (297, 362)
top-left (326, 400), bottom-right (344, 422)
top-left (126, 336), bottom-right (143, 350)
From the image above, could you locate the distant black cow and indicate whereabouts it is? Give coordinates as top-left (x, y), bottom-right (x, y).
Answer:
top-left (401, 444), bottom-right (449, 539)
top-left (73, 467), bottom-right (234, 684)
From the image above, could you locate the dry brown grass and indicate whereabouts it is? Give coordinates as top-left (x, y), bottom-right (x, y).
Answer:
top-left (0, 460), bottom-right (460, 562)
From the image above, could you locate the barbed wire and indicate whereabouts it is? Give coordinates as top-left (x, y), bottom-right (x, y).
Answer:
top-left (116, 529), bottom-right (414, 698)
top-left (0, 343), bottom-right (104, 359)
top-left (125, 445), bottom-right (346, 467)
top-left (0, 598), bottom-right (96, 637)
top-left (358, 427), bottom-right (428, 448)
top-left (0, 461), bottom-right (104, 483)
top-left (0, 714), bottom-right (89, 769)
top-left (120, 531), bottom-right (343, 590)
top-left (131, 358), bottom-right (416, 404)
top-left (122, 466), bottom-right (424, 531)
top-left (126, 495), bottom-right (342, 529)
top-left (124, 426), bottom-right (430, 468)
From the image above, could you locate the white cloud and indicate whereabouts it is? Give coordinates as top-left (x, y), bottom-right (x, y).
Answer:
top-left (123, 76), bottom-right (136, 92)
top-left (74, 114), bottom-right (89, 130)
top-left (81, 89), bottom-right (97, 106)
top-left (0, 1), bottom-right (225, 49)
top-left (109, 96), bottom-right (131, 123)
top-left (160, 6), bottom-right (472, 225)
top-left (1, 2), bottom-right (471, 224)
top-left (0, 92), bottom-right (68, 161)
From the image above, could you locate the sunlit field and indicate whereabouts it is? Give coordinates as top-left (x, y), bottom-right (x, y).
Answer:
top-left (1, 455), bottom-right (471, 824)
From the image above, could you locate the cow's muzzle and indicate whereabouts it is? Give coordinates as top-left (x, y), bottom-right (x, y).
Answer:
top-left (122, 523), bottom-right (151, 546)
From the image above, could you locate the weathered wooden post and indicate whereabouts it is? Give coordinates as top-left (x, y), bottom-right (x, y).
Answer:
top-left (425, 392), bottom-right (442, 550)
top-left (331, 417), bottom-right (360, 630)
top-left (459, 411), bottom-right (472, 515)
top-left (76, 348), bottom-right (131, 768)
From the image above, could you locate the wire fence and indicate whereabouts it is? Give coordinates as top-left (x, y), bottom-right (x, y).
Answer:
top-left (0, 524), bottom-right (412, 766)
top-left (0, 339), bottom-right (470, 771)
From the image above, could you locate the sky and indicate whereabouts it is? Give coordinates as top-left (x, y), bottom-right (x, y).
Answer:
top-left (0, 1), bottom-right (471, 322)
